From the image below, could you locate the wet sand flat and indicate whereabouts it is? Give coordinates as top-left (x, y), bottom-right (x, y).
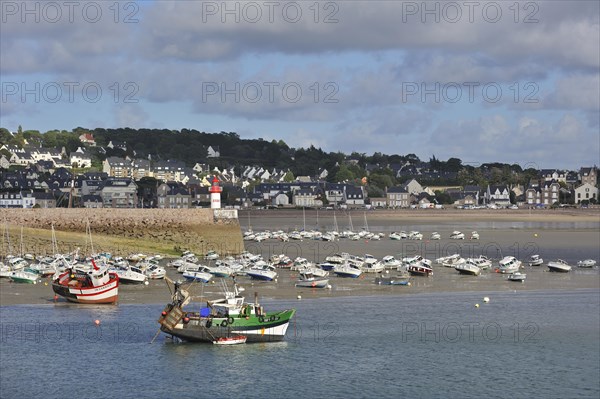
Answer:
top-left (1, 209), bottom-right (598, 306)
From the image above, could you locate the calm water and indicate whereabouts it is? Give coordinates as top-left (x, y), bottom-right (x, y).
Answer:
top-left (1, 290), bottom-right (599, 399)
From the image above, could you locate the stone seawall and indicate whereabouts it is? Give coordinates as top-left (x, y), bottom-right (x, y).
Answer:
top-left (0, 209), bottom-right (244, 257)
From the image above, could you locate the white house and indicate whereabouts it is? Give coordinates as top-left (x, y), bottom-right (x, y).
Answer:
top-left (0, 155), bottom-right (10, 169)
top-left (574, 183), bottom-right (598, 204)
top-left (386, 186), bottom-right (409, 208)
top-left (207, 146), bottom-right (220, 158)
top-left (0, 191), bottom-right (36, 208)
top-left (403, 179), bottom-right (423, 195)
top-left (70, 151), bottom-right (92, 168)
top-left (79, 133), bottom-right (96, 146)
top-left (486, 185), bottom-right (511, 205)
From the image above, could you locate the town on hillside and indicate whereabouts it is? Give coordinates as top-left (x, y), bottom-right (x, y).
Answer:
top-left (0, 128), bottom-right (598, 209)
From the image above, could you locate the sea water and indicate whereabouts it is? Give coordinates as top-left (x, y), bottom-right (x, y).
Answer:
top-left (1, 289), bottom-right (599, 399)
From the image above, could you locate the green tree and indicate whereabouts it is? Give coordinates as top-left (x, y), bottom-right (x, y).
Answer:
top-left (0, 128), bottom-right (13, 145)
top-left (334, 164), bottom-right (354, 182)
top-left (434, 190), bottom-right (453, 204)
top-left (283, 171), bottom-right (295, 182)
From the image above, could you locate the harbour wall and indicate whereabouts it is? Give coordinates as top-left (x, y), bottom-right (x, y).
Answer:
top-left (0, 208), bottom-right (244, 257)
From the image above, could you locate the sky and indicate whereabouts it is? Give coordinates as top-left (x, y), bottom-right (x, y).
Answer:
top-left (1, 0), bottom-right (599, 169)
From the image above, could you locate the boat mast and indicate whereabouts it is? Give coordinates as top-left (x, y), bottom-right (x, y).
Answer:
top-left (20, 225), bottom-right (24, 257)
top-left (86, 219), bottom-right (95, 255)
top-left (303, 206), bottom-right (306, 231)
top-left (68, 178), bottom-right (75, 209)
top-left (51, 223), bottom-right (58, 256)
top-left (333, 211), bottom-right (338, 233)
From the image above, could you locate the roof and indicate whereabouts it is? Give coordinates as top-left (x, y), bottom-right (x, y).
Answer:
top-left (105, 157), bottom-right (129, 166)
top-left (31, 192), bottom-right (55, 200)
top-left (387, 186), bottom-right (408, 194)
top-left (103, 178), bottom-right (135, 187)
top-left (82, 194), bottom-right (103, 202)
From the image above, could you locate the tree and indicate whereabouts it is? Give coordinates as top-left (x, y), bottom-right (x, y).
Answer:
top-left (509, 191), bottom-right (516, 204)
top-left (0, 128), bottom-right (13, 145)
top-left (434, 190), bottom-right (453, 204)
top-left (368, 173), bottom-right (394, 191)
top-left (334, 164), bottom-right (354, 182)
top-left (283, 171), bottom-right (295, 182)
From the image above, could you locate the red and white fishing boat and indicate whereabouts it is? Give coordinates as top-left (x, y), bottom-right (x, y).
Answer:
top-left (212, 335), bottom-right (247, 345)
top-left (52, 260), bottom-right (119, 304)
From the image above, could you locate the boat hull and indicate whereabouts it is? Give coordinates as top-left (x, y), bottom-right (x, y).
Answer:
top-left (246, 273), bottom-right (276, 281)
top-left (456, 269), bottom-right (480, 276)
top-left (547, 266), bottom-right (571, 273)
top-left (407, 266), bottom-right (433, 277)
top-left (333, 271), bottom-right (361, 278)
top-left (9, 276), bottom-right (38, 284)
top-left (375, 277), bottom-right (410, 285)
top-left (295, 279), bottom-right (329, 288)
top-left (159, 308), bottom-right (296, 343)
top-left (52, 278), bottom-right (119, 304)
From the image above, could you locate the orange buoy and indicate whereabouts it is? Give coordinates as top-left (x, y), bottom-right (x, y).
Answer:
top-left (94, 319), bottom-right (101, 326)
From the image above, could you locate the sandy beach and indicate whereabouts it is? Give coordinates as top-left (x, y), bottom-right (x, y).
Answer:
top-left (1, 208), bottom-right (598, 306)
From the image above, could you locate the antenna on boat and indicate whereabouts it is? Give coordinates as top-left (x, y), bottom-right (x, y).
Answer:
top-left (86, 218), bottom-right (95, 256)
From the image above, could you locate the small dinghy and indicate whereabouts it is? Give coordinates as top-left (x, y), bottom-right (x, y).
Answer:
top-left (507, 272), bottom-right (526, 282)
top-left (577, 259), bottom-right (596, 268)
top-left (213, 335), bottom-right (247, 345)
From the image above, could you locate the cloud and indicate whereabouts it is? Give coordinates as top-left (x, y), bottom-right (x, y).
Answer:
top-left (113, 103), bottom-right (150, 128)
top-left (544, 74), bottom-right (600, 111)
top-left (429, 113), bottom-right (598, 168)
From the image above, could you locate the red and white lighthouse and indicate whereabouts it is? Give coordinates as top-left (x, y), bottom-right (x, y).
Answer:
top-left (209, 176), bottom-right (222, 209)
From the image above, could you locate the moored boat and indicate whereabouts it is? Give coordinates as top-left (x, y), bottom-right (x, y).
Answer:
top-left (507, 272), bottom-right (526, 282)
top-left (381, 255), bottom-right (401, 269)
top-left (407, 263), bottom-right (433, 277)
top-left (246, 264), bottom-right (277, 281)
top-left (9, 269), bottom-right (40, 284)
top-left (455, 261), bottom-right (481, 276)
top-left (450, 231), bottom-right (465, 240)
top-left (52, 260), bottom-right (119, 304)
top-left (158, 279), bottom-right (295, 343)
top-left (112, 266), bottom-right (149, 284)
top-left (577, 259), bottom-right (596, 268)
top-left (213, 335), bottom-right (247, 345)
top-left (375, 275), bottom-right (411, 285)
top-left (430, 232), bottom-right (441, 240)
top-left (333, 263), bottom-right (362, 278)
top-left (528, 254), bottom-right (544, 267)
top-left (295, 274), bottom-right (330, 288)
top-left (547, 259), bottom-right (572, 273)
top-left (497, 256), bottom-right (522, 274)
top-left (182, 268), bottom-right (213, 283)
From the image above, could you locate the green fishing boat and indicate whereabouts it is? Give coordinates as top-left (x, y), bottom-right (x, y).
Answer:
top-left (158, 278), bottom-right (296, 343)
